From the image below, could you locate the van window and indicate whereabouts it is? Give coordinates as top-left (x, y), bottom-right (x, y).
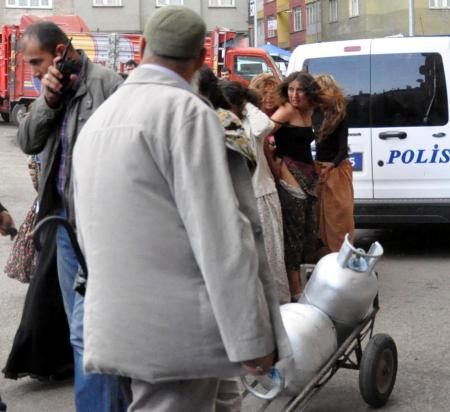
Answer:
top-left (371, 53), bottom-right (448, 127)
top-left (303, 55), bottom-right (370, 128)
top-left (304, 52), bottom-right (448, 129)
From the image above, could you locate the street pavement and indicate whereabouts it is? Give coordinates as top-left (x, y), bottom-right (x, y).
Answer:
top-left (1, 119), bottom-right (449, 411)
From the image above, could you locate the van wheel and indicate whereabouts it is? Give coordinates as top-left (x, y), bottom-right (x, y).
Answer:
top-left (0, 112), bottom-right (9, 123)
top-left (359, 333), bottom-right (397, 408)
top-left (11, 104), bottom-right (27, 125)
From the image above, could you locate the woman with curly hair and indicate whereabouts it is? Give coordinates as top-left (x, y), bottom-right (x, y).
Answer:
top-left (249, 73), bottom-right (280, 117)
top-left (268, 71), bottom-right (325, 300)
top-left (314, 74), bottom-right (354, 253)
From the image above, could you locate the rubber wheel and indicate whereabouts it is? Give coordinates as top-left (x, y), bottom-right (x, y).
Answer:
top-left (11, 104), bottom-right (27, 126)
top-left (359, 333), bottom-right (397, 408)
top-left (1, 112), bottom-right (9, 122)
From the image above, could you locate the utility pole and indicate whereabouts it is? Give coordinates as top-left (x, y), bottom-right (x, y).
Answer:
top-left (250, 0), bottom-right (258, 47)
top-left (408, 0), bottom-right (415, 36)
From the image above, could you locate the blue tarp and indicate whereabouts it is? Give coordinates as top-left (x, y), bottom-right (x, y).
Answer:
top-left (259, 43), bottom-right (291, 61)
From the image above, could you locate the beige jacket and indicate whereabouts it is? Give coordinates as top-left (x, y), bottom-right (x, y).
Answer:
top-left (73, 66), bottom-right (291, 383)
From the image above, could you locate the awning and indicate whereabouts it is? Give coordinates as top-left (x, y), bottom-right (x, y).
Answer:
top-left (259, 43), bottom-right (291, 61)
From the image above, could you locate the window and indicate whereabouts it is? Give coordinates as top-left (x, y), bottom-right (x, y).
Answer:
top-left (304, 55), bottom-right (371, 127)
top-left (257, 18), bottom-right (265, 46)
top-left (234, 55), bottom-right (272, 80)
top-left (267, 15), bottom-right (277, 38)
top-left (156, 0), bottom-right (183, 6)
top-left (6, 0), bottom-right (52, 8)
top-left (306, 1), bottom-right (321, 31)
top-left (349, 0), bottom-right (359, 17)
top-left (209, 0), bottom-right (235, 6)
top-left (303, 53), bottom-right (448, 128)
top-left (293, 7), bottom-right (303, 32)
top-left (371, 53), bottom-right (448, 127)
top-left (93, 0), bottom-right (122, 6)
top-left (429, 0), bottom-right (450, 8)
top-left (329, 0), bottom-right (338, 22)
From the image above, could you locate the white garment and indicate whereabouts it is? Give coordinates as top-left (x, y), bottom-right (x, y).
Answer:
top-left (256, 193), bottom-right (290, 304)
top-left (242, 103), bottom-right (290, 304)
top-left (241, 102), bottom-right (277, 198)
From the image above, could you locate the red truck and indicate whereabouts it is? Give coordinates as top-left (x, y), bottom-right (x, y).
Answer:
top-left (204, 28), bottom-right (282, 85)
top-left (0, 17), bottom-right (281, 125)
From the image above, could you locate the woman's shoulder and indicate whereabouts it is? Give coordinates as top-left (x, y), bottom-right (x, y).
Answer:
top-left (272, 102), bottom-right (295, 125)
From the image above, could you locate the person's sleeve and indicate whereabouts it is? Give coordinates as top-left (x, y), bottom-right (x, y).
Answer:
top-left (17, 94), bottom-right (63, 155)
top-left (332, 118), bottom-right (349, 166)
top-left (169, 106), bottom-right (275, 363)
top-left (244, 102), bottom-right (275, 140)
top-left (107, 72), bottom-right (124, 96)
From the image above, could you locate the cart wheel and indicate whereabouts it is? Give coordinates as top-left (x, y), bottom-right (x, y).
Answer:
top-left (359, 333), bottom-right (397, 408)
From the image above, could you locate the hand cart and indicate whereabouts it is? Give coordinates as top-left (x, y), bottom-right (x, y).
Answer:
top-left (242, 277), bottom-right (397, 411)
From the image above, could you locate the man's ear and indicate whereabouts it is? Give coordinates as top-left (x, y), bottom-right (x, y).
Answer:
top-left (55, 43), bottom-right (67, 57)
top-left (194, 48), bottom-right (207, 71)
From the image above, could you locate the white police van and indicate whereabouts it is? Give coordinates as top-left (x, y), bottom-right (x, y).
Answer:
top-left (288, 36), bottom-right (450, 225)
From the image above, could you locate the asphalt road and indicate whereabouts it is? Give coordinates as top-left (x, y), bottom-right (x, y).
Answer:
top-left (1, 120), bottom-right (449, 412)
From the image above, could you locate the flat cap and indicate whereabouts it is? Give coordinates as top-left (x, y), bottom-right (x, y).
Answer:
top-left (144, 6), bottom-right (206, 59)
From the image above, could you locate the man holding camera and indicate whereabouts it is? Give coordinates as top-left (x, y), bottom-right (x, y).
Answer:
top-left (17, 21), bottom-right (123, 411)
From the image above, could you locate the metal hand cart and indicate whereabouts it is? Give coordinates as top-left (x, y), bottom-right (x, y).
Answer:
top-left (242, 268), bottom-right (398, 412)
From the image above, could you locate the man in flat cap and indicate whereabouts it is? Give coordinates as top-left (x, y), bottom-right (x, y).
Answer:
top-left (73, 6), bottom-right (290, 411)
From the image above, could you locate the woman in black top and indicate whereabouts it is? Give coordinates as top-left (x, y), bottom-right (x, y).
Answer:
top-left (267, 71), bottom-right (324, 300)
top-left (314, 74), bottom-right (355, 253)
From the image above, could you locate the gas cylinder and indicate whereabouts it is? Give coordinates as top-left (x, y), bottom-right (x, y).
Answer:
top-left (300, 234), bottom-right (383, 332)
top-left (241, 303), bottom-right (337, 398)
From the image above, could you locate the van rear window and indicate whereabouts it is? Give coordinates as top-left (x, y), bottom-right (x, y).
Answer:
top-left (304, 53), bottom-right (448, 128)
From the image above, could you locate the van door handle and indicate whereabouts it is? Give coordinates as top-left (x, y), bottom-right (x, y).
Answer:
top-left (379, 131), bottom-right (407, 140)
top-left (432, 132), bottom-right (446, 138)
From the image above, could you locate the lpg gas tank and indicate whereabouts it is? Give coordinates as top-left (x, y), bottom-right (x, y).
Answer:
top-left (276, 303), bottom-right (338, 395)
top-left (300, 234), bottom-right (383, 329)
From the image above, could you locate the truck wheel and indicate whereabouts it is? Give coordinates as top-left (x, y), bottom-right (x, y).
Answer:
top-left (0, 112), bottom-right (9, 123)
top-left (11, 104), bottom-right (27, 126)
top-left (359, 333), bottom-right (397, 408)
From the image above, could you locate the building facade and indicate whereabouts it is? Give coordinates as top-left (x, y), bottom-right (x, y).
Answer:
top-left (1, 0), bottom-right (249, 34)
top-left (258, 0), bottom-right (307, 50)
top-left (321, 0), bottom-right (450, 41)
top-left (257, 0), bottom-right (449, 51)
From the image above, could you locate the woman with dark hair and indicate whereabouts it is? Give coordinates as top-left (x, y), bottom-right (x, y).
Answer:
top-left (220, 80), bottom-right (290, 304)
top-left (198, 67), bottom-right (255, 163)
top-left (268, 71), bottom-right (324, 300)
top-left (314, 74), bottom-right (354, 252)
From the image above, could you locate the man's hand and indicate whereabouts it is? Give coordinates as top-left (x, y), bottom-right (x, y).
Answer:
top-left (242, 351), bottom-right (276, 376)
top-left (42, 56), bottom-right (79, 108)
top-left (0, 211), bottom-right (16, 239)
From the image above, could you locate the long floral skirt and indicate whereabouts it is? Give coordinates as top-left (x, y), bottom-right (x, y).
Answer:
top-left (277, 159), bottom-right (319, 271)
top-left (316, 159), bottom-right (355, 252)
top-left (256, 192), bottom-right (290, 304)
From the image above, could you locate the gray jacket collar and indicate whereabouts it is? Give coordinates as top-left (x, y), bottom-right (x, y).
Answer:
top-left (123, 66), bottom-right (195, 94)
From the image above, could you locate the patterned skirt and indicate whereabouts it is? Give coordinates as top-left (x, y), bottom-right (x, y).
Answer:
top-left (277, 158), bottom-right (319, 270)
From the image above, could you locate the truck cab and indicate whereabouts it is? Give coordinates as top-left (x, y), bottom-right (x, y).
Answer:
top-left (205, 28), bottom-right (282, 86)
